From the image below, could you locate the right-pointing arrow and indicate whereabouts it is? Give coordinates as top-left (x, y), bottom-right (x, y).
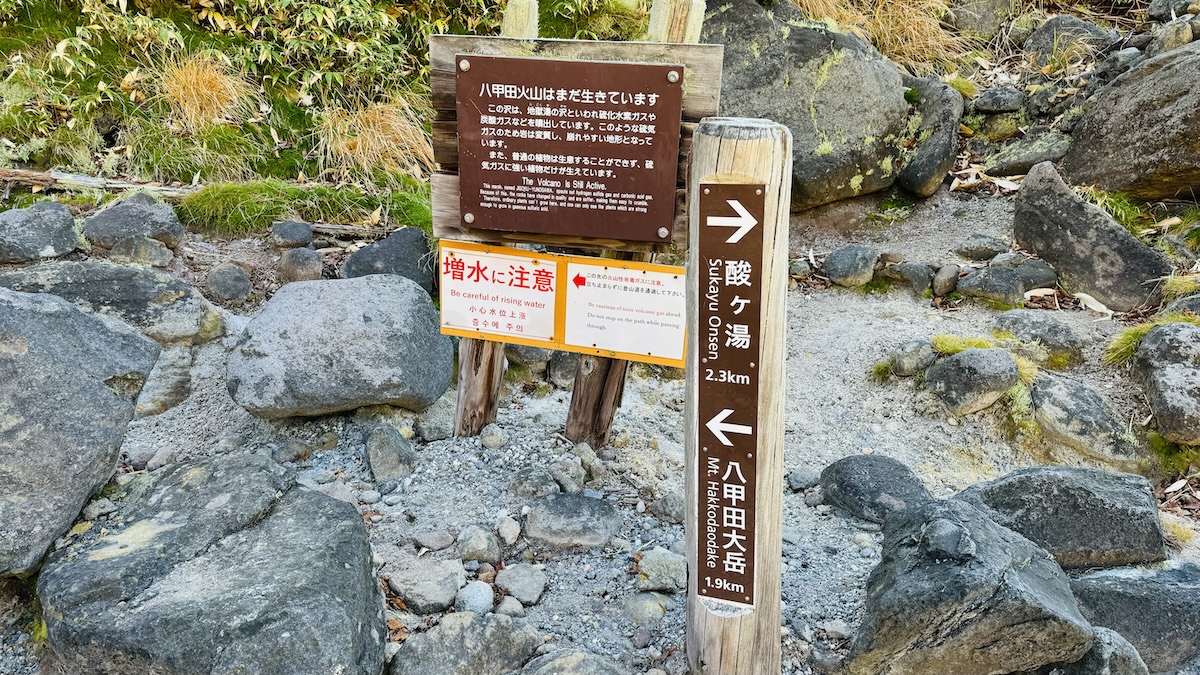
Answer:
top-left (705, 408), bottom-right (753, 446)
top-left (706, 199), bottom-right (758, 244)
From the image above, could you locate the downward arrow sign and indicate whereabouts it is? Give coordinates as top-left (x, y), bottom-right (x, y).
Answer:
top-left (706, 199), bottom-right (758, 244)
top-left (705, 408), bottom-right (753, 446)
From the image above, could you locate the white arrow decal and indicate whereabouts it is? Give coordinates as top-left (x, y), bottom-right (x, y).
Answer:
top-left (705, 408), bottom-right (753, 446)
top-left (706, 199), bottom-right (758, 244)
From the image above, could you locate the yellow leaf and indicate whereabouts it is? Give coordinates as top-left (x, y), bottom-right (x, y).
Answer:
top-left (68, 521), bottom-right (93, 537)
top-left (31, 184), bottom-right (43, 193)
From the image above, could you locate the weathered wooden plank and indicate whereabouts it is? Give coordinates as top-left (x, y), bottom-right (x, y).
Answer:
top-left (429, 35), bottom-right (722, 121)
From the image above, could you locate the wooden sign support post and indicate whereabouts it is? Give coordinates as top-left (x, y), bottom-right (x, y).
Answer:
top-left (684, 118), bottom-right (791, 674)
top-left (452, 0), bottom-right (539, 437)
top-left (563, 0), bottom-right (706, 449)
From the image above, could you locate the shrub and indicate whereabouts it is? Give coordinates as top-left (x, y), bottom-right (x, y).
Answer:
top-left (315, 96), bottom-right (435, 182)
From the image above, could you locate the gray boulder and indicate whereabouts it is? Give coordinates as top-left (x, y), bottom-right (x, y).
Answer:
top-left (82, 193), bottom-right (185, 250)
top-left (932, 264), bottom-right (960, 296)
top-left (636, 546), bottom-right (687, 593)
top-left (133, 343), bottom-right (193, 418)
top-left (0, 289), bottom-right (158, 576)
top-left (506, 344), bottom-right (553, 377)
top-left (1061, 42), bottom-right (1200, 200)
top-left (270, 220), bottom-right (313, 249)
top-left (205, 263), bottom-right (252, 303)
top-left (0, 261), bottom-right (224, 344)
top-left (1018, 628), bottom-right (1149, 675)
top-left (947, 0), bottom-right (1015, 39)
top-left (1145, 20), bottom-right (1193, 58)
top-left (496, 563), bottom-right (548, 605)
top-left (955, 467), bottom-right (1166, 568)
top-left (819, 454), bottom-right (932, 523)
top-left (926, 348), bottom-right (1019, 415)
top-left (37, 453), bottom-right (385, 675)
top-left (985, 131), bottom-right (1071, 176)
top-left (879, 262), bottom-right (934, 295)
top-left (341, 228), bottom-right (434, 294)
top-left (1024, 15), bottom-right (1116, 61)
top-left (848, 500), bottom-right (1093, 675)
top-left (824, 245), bottom-right (880, 288)
top-left (525, 493), bottom-right (621, 549)
top-left (955, 233), bottom-right (1009, 260)
top-left (1016, 258), bottom-right (1059, 291)
top-left (703, 0), bottom-right (909, 211)
top-left (548, 350), bottom-right (579, 389)
top-left (389, 612), bottom-right (541, 675)
top-left (958, 267), bottom-right (1025, 306)
top-left (0, 201), bottom-right (76, 263)
top-left (365, 425), bottom-right (418, 482)
top-left (1148, 0), bottom-right (1191, 21)
top-left (1131, 321), bottom-right (1200, 445)
top-left (1167, 293), bottom-right (1200, 314)
top-left (521, 650), bottom-right (624, 675)
top-left (1071, 562), bottom-right (1200, 673)
top-left (889, 339), bottom-right (936, 377)
top-left (1013, 162), bottom-right (1172, 312)
top-left (1030, 373), bottom-right (1145, 469)
top-left (387, 557), bottom-right (465, 614)
top-left (226, 275), bottom-right (452, 418)
top-left (109, 235), bottom-right (174, 267)
top-left (974, 86), bottom-right (1024, 113)
top-left (897, 76), bottom-right (964, 197)
top-left (994, 309), bottom-right (1084, 368)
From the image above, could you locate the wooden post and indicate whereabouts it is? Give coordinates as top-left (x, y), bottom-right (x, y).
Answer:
top-left (452, 0), bottom-right (540, 437)
top-left (562, 0), bottom-right (706, 448)
top-left (684, 118), bottom-right (791, 674)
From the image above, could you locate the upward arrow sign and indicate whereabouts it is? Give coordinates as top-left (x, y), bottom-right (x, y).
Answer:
top-left (706, 199), bottom-right (758, 244)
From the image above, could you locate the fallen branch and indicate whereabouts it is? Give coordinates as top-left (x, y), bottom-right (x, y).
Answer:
top-left (0, 168), bottom-right (200, 199)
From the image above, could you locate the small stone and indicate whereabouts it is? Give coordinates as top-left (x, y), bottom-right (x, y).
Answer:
top-left (497, 515), bottom-right (521, 545)
top-left (1016, 258), bottom-right (1058, 291)
top-left (383, 494), bottom-right (403, 507)
top-left (510, 467), bottom-right (561, 499)
top-left (454, 580), bottom-right (495, 614)
top-left (495, 563), bottom-right (547, 606)
top-left (879, 262), bottom-right (934, 296)
top-left (632, 627), bottom-right (653, 649)
top-left (414, 530), bottom-right (454, 552)
top-left (624, 592), bottom-right (669, 625)
top-left (932, 265), bottom-right (960, 297)
top-left (458, 525), bottom-right (501, 564)
top-left (955, 233), bottom-right (1009, 261)
top-left (387, 558), bottom-right (465, 614)
top-left (804, 486), bottom-right (825, 507)
top-left (821, 619), bottom-right (853, 641)
top-left (270, 220), bottom-right (313, 249)
top-left (415, 391), bottom-right (455, 442)
top-left (550, 457), bottom-right (586, 494)
top-left (146, 448), bottom-right (174, 472)
top-left (496, 596), bottom-right (525, 617)
top-left (477, 562), bottom-right (496, 583)
top-left (547, 351), bottom-right (579, 390)
top-left (958, 267), bottom-right (1025, 306)
top-left (823, 245), bottom-right (880, 288)
top-left (890, 340), bottom-right (937, 377)
top-left (926, 348), bottom-right (1019, 415)
top-left (787, 469), bottom-right (821, 492)
top-left (359, 490), bottom-right (382, 505)
top-left (974, 86), bottom-right (1023, 113)
top-left (525, 493), bottom-right (622, 549)
top-left (205, 263), bottom-right (253, 303)
top-left (815, 504), bottom-right (833, 516)
top-left (637, 547), bottom-right (687, 593)
top-left (277, 247), bottom-right (323, 283)
top-left (110, 235), bottom-right (174, 267)
top-left (313, 469), bottom-right (336, 484)
top-left (789, 259), bottom-right (813, 278)
top-left (650, 486), bottom-right (685, 525)
top-left (852, 533), bottom-right (875, 548)
top-left (365, 424), bottom-right (418, 482)
top-left (479, 423), bottom-right (509, 450)
top-left (994, 309), bottom-right (1084, 368)
top-left (81, 498), bottom-right (117, 521)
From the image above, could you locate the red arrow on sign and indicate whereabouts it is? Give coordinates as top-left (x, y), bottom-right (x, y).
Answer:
top-left (573, 274), bottom-right (586, 288)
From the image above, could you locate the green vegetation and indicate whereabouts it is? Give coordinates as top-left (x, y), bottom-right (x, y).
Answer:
top-left (1003, 381), bottom-right (1041, 440)
top-left (1078, 187), bottom-right (1152, 238)
top-left (944, 73), bottom-right (978, 98)
top-left (1103, 313), bottom-right (1200, 366)
top-left (870, 360), bottom-right (894, 382)
top-left (540, 0), bottom-right (648, 39)
top-left (931, 333), bottom-right (993, 354)
top-left (1162, 275), bottom-right (1200, 300)
top-left (858, 275), bottom-right (893, 294)
top-left (177, 179), bottom-right (431, 236)
top-left (1148, 431), bottom-right (1200, 477)
top-left (1013, 354), bottom-right (1039, 385)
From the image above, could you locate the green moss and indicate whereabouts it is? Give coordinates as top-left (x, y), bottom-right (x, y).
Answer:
top-left (1045, 351), bottom-right (1074, 371)
top-left (849, 174), bottom-right (864, 192)
top-left (813, 140), bottom-right (834, 156)
top-left (1104, 313), bottom-right (1200, 365)
top-left (983, 299), bottom-right (1023, 311)
top-left (944, 74), bottom-right (978, 98)
top-left (504, 361), bottom-right (533, 383)
top-left (1148, 431), bottom-right (1200, 477)
top-left (858, 275), bottom-right (892, 294)
top-left (904, 88), bottom-right (921, 104)
top-left (931, 334), bottom-right (993, 355)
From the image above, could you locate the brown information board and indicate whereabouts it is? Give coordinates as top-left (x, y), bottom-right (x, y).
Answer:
top-left (455, 54), bottom-right (684, 242)
top-left (696, 182), bottom-right (765, 608)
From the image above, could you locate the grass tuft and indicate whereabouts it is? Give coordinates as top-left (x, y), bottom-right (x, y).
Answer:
top-left (931, 334), bottom-right (993, 355)
top-left (177, 179), bottom-right (431, 236)
top-left (870, 361), bottom-right (894, 383)
top-left (1162, 275), bottom-right (1200, 300)
top-left (315, 97), bottom-right (435, 183)
top-left (1079, 187), bottom-right (1151, 237)
top-left (1003, 381), bottom-right (1041, 441)
top-left (122, 118), bottom-right (262, 183)
top-left (1104, 313), bottom-right (1200, 366)
top-left (1148, 431), bottom-right (1200, 478)
top-left (156, 53), bottom-right (256, 132)
top-left (1013, 354), bottom-right (1039, 386)
top-left (944, 73), bottom-right (978, 98)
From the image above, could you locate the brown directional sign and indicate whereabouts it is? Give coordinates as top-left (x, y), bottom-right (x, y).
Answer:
top-left (455, 54), bottom-right (684, 242)
top-left (696, 182), bottom-right (766, 608)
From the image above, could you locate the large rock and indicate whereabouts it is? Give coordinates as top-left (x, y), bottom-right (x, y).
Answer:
top-left (1131, 321), bottom-right (1200, 445)
top-left (386, 557), bottom-right (465, 614)
top-left (1071, 563), bottom-right (1200, 673)
top-left (823, 244), bottom-right (880, 288)
top-left (897, 76), bottom-right (964, 197)
top-left (525, 493), bottom-right (621, 549)
top-left (37, 453), bottom-right (385, 675)
top-left (1061, 42), bottom-right (1200, 200)
top-left (1024, 15), bottom-right (1115, 60)
top-left (389, 612), bottom-right (541, 675)
top-left (1013, 162), bottom-right (1172, 312)
top-left (985, 131), bottom-right (1071, 176)
top-left (82, 193), bottom-right (185, 250)
top-left (957, 267), bottom-right (1025, 306)
top-left (848, 500), bottom-right (1094, 675)
top-left (521, 650), bottom-right (624, 675)
top-left (0, 201), bottom-right (77, 263)
top-left (994, 309), bottom-right (1084, 368)
top-left (1029, 373), bottom-right (1146, 470)
top-left (0, 261), bottom-right (224, 344)
top-left (703, 0), bottom-right (909, 211)
top-left (341, 227), bottom-right (434, 294)
top-left (948, 0), bottom-right (1015, 39)
top-left (925, 348), bottom-right (1019, 415)
top-left (819, 455), bottom-right (932, 523)
top-left (226, 275), bottom-right (452, 418)
top-left (955, 467), bottom-right (1166, 568)
top-left (0, 289), bottom-right (158, 576)
top-left (1019, 628), bottom-right (1149, 675)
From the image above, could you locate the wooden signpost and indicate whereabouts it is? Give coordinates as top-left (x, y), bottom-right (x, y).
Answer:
top-left (685, 119), bottom-right (791, 674)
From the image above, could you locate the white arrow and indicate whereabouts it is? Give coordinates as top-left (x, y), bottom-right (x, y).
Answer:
top-left (706, 199), bottom-right (758, 244)
top-left (705, 408), bottom-right (753, 446)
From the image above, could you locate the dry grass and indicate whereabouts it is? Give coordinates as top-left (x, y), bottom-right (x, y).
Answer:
top-left (316, 96), bottom-right (435, 181)
top-left (1163, 275), bottom-right (1200, 300)
top-left (790, 0), bottom-right (974, 74)
top-left (157, 53), bottom-right (256, 132)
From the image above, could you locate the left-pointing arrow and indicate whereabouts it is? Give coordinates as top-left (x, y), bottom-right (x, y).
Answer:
top-left (573, 274), bottom-right (586, 288)
top-left (705, 408), bottom-right (753, 446)
top-left (706, 199), bottom-right (758, 244)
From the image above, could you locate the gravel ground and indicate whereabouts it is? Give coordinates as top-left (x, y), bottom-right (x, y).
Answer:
top-left (2, 189), bottom-right (1198, 674)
